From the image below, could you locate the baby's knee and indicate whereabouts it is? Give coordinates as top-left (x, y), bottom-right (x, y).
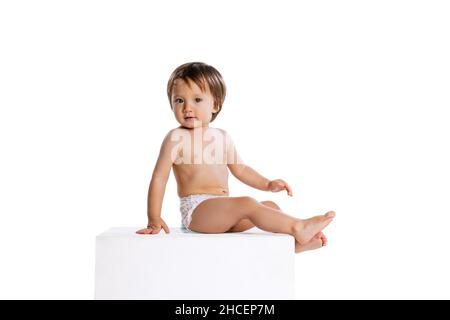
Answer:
top-left (236, 196), bottom-right (259, 207)
top-left (261, 200), bottom-right (280, 210)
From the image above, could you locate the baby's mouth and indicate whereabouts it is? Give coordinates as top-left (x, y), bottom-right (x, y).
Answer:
top-left (184, 116), bottom-right (196, 120)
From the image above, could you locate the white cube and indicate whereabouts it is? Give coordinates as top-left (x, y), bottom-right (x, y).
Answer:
top-left (95, 227), bottom-right (295, 299)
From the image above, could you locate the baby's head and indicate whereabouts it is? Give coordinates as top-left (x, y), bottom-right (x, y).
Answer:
top-left (167, 62), bottom-right (226, 128)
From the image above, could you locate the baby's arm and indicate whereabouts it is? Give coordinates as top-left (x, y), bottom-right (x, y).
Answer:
top-left (225, 131), bottom-right (293, 196)
top-left (136, 130), bottom-right (179, 234)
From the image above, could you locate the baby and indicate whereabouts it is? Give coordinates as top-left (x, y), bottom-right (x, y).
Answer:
top-left (136, 62), bottom-right (335, 253)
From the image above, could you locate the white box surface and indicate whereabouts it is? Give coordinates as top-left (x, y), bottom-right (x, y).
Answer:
top-left (95, 227), bottom-right (295, 299)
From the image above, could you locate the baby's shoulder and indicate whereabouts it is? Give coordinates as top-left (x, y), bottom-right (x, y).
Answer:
top-left (215, 127), bottom-right (227, 135)
top-left (208, 127), bottom-right (229, 137)
top-left (214, 127), bottom-right (234, 142)
top-left (159, 128), bottom-right (188, 150)
top-left (164, 127), bottom-right (190, 140)
top-left (169, 127), bottom-right (189, 134)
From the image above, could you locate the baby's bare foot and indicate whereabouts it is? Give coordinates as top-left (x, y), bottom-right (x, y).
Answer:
top-left (295, 232), bottom-right (327, 253)
top-left (292, 211), bottom-right (335, 245)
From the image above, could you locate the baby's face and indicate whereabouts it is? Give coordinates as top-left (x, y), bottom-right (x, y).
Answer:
top-left (170, 78), bottom-right (219, 129)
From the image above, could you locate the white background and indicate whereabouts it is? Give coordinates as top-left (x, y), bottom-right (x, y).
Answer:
top-left (1, 0), bottom-right (449, 299)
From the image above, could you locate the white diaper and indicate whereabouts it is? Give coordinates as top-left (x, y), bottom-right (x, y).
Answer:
top-left (180, 193), bottom-right (227, 231)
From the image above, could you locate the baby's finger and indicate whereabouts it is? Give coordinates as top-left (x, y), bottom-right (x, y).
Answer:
top-left (322, 234), bottom-right (328, 246)
top-left (285, 183), bottom-right (293, 196)
top-left (162, 223), bottom-right (170, 234)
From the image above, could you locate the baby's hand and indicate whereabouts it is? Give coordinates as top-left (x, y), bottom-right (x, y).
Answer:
top-left (268, 179), bottom-right (293, 196)
top-left (136, 217), bottom-right (170, 235)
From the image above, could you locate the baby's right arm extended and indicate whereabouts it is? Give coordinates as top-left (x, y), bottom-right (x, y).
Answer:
top-left (136, 130), bottom-right (179, 235)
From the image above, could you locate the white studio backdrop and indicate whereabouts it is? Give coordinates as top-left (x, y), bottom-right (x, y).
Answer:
top-left (0, 0), bottom-right (449, 299)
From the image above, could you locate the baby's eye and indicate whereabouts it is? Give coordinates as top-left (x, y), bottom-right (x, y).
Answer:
top-left (174, 98), bottom-right (183, 104)
top-left (195, 98), bottom-right (202, 103)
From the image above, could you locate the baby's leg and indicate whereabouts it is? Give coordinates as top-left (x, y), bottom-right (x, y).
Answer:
top-left (189, 196), bottom-right (335, 244)
top-left (189, 196), bottom-right (261, 233)
top-left (228, 200), bottom-right (280, 232)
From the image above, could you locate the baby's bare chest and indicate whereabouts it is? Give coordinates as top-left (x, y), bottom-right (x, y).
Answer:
top-left (175, 139), bottom-right (228, 165)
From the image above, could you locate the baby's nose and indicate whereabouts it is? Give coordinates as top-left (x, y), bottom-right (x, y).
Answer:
top-left (183, 102), bottom-right (193, 111)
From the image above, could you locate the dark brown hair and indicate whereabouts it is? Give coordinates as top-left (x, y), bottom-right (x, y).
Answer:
top-left (167, 62), bottom-right (227, 122)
